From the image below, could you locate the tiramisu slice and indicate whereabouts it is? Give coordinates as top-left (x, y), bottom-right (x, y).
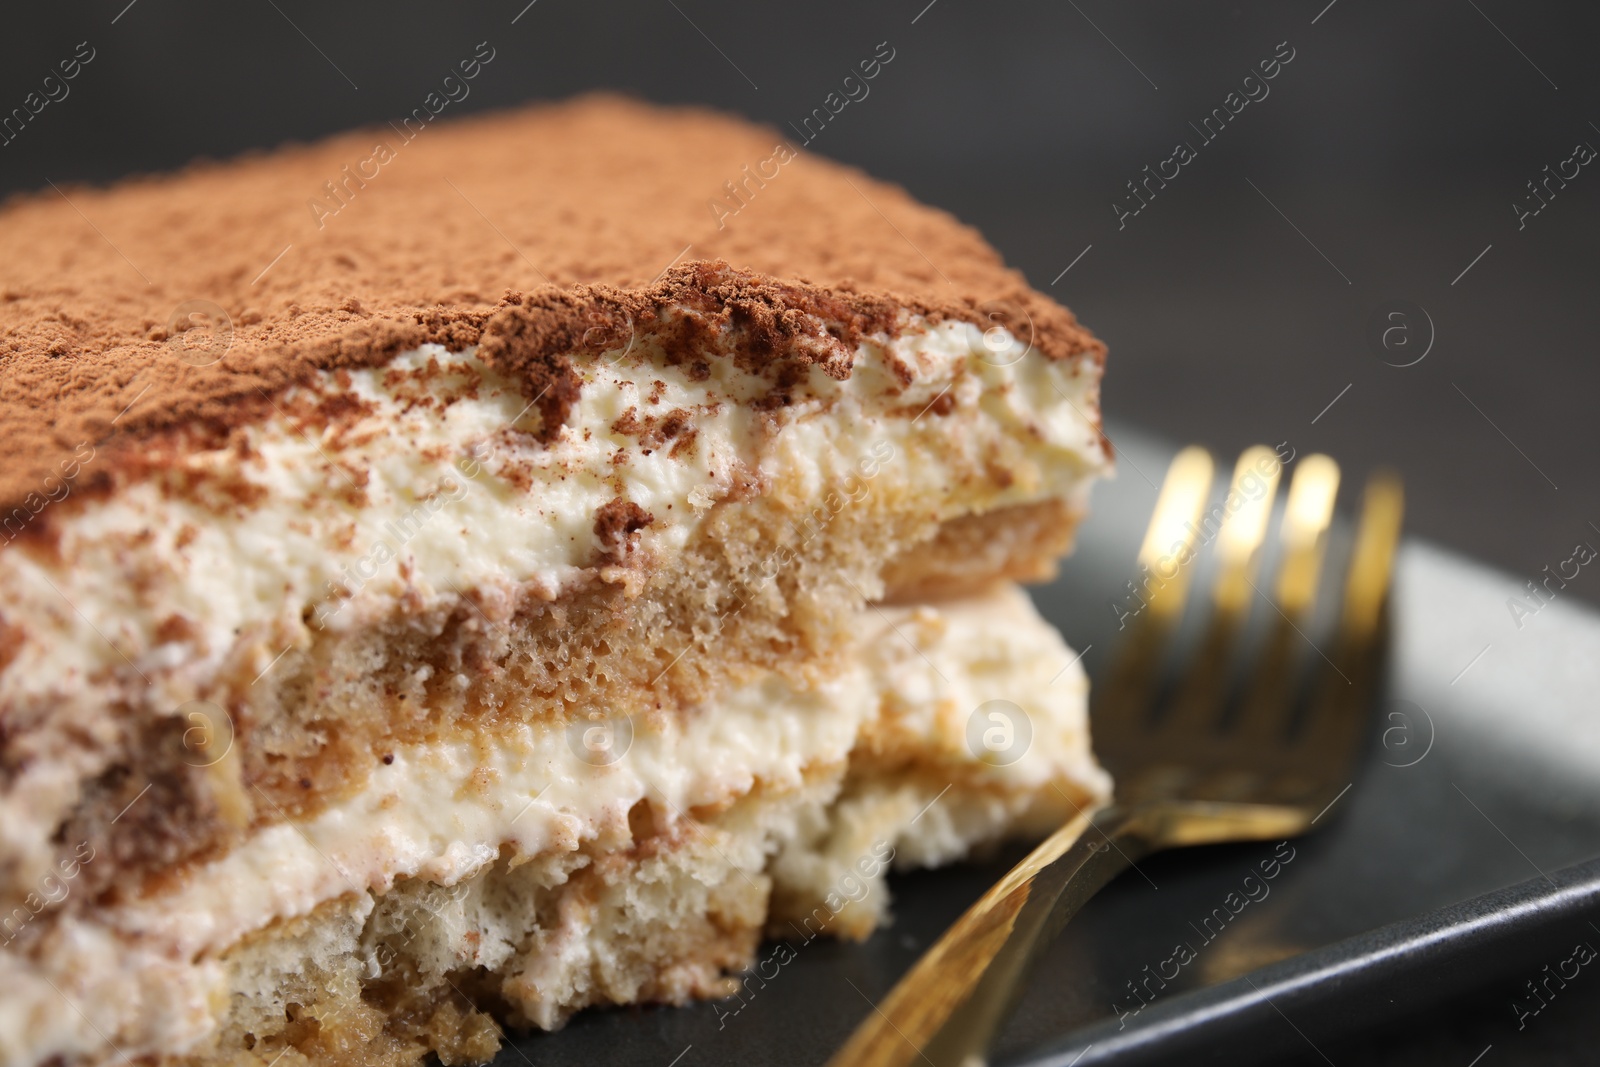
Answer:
top-left (0, 96), bottom-right (1111, 1067)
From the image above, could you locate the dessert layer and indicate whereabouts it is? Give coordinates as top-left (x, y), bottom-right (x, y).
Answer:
top-left (2, 318), bottom-right (1101, 702)
top-left (0, 584), bottom-right (1109, 1067)
top-left (0, 315), bottom-right (1106, 915)
top-left (0, 96), bottom-right (1104, 517)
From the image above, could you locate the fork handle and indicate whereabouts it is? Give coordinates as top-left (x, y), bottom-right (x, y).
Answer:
top-left (827, 805), bottom-right (1159, 1067)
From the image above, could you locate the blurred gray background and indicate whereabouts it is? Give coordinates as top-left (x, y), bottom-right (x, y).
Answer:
top-left (4, 1), bottom-right (1597, 605)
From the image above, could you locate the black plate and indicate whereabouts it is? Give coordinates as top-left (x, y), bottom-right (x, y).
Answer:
top-left (503, 424), bottom-right (1600, 1066)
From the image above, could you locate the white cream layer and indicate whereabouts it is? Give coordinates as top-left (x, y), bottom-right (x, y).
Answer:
top-left (0, 320), bottom-right (1104, 707)
top-left (0, 584), bottom-right (1107, 1067)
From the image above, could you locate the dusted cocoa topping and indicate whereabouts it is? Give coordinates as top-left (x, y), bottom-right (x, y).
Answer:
top-left (472, 303), bottom-right (584, 444)
top-left (0, 94), bottom-right (1102, 512)
top-left (592, 497), bottom-right (655, 564)
top-left (609, 406), bottom-right (694, 449)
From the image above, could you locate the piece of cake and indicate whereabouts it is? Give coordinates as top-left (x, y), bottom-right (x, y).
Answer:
top-left (0, 96), bottom-right (1111, 1067)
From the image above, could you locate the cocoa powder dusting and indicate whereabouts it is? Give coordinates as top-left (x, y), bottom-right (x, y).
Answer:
top-left (0, 95), bottom-right (1103, 511)
top-left (592, 498), bottom-right (655, 564)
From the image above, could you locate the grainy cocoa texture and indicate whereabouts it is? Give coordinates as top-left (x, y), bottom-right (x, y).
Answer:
top-left (592, 497), bottom-right (655, 564)
top-left (0, 94), bottom-right (1102, 511)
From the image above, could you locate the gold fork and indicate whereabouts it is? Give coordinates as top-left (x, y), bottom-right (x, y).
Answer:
top-left (828, 445), bottom-right (1403, 1067)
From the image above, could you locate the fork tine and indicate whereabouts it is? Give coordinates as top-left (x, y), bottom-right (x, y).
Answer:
top-left (1294, 472), bottom-right (1405, 765)
top-left (1095, 447), bottom-right (1214, 759)
top-left (1335, 472), bottom-right (1405, 647)
top-left (1158, 446), bottom-right (1282, 738)
top-left (1232, 455), bottom-right (1341, 742)
top-left (1135, 445), bottom-right (1217, 623)
top-left (1275, 455), bottom-right (1343, 614)
top-left (1211, 446), bottom-right (1285, 615)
